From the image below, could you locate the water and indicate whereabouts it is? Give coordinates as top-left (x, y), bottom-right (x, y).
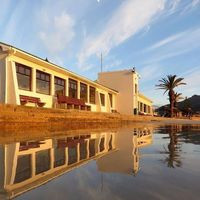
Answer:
top-left (0, 124), bottom-right (200, 200)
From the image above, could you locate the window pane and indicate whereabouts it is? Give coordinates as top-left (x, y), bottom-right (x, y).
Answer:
top-left (16, 63), bottom-right (31, 91)
top-left (54, 148), bottom-right (65, 168)
top-left (100, 93), bottom-right (105, 106)
top-left (36, 79), bottom-right (50, 94)
top-left (36, 70), bottom-right (50, 95)
top-left (80, 83), bottom-right (87, 102)
top-left (80, 141), bottom-right (87, 160)
top-left (17, 73), bottom-right (31, 91)
top-left (109, 93), bottom-right (113, 107)
top-left (68, 146), bottom-right (77, 165)
top-left (69, 79), bottom-right (77, 98)
top-left (89, 86), bottom-right (96, 104)
top-left (55, 77), bottom-right (65, 96)
top-left (14, 155), bottom-right (31, 183)
top-left (36, 150), bottom-right (50, 174)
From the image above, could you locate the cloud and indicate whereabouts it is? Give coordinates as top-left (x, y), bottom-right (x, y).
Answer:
top-left (180, 66), bottom-right (200, 96)
top-left (77, 0), bottom-right (165, 69)
top-left (141, 27), bottom-right (200, 65)
top-left (39, 12), bottom-right (75, 53)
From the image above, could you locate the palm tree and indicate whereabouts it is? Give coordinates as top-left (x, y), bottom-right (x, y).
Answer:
top-left (174, 92), bottom-right (184, 108)
top-left (156, 75), bottom-right (186, 117)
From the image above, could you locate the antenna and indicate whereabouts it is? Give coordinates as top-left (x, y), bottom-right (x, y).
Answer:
top-left (100, 52), bottom-right (103, 72)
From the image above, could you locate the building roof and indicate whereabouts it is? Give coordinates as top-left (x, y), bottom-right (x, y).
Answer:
top-left (0, 42), bottom-right (118, 94)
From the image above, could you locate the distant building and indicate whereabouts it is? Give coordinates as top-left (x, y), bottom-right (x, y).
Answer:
top-left (98, 70), bottom-right (153, 115)
top-left (0, 42), bottom-right (152, 115)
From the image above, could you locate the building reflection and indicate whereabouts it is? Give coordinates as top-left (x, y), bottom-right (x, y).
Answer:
top-left (97, 127), bottom-right (153, 176)
top-left (0, 132), bottom-right (116, 199)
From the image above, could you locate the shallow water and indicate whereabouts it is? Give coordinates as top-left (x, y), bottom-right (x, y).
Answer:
top-left (0, 124), bottom-right (200, 200)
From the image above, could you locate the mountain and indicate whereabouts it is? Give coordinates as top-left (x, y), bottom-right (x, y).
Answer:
top-left (177, 95), bottom-right (200, 112)
top-left (156, 95), bottom-right (200, 115)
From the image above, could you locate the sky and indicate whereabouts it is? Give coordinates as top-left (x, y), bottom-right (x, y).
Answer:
top-left (0, 0), bottom-right (200, 106)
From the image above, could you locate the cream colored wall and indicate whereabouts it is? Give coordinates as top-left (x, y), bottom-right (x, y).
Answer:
top-left (98, 70), bottom-right (134, 115)
top-left (5, 54), bottom-right (116, 112)
top-left (3, 132), bottom-right (115, 195)
top-left (138, 94), bottom-right (153, 115)
top-left (0, 56), bottom-right (6, 103)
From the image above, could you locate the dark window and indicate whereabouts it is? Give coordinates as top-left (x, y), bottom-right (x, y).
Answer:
top-left (36, 149), bottom-right (50, 174)
top-left (99, 137), bottom-right (105, 152)
top-left (100, 93), bottom-right (105, 106)
top-left (36, 70), bottom-right (50, 95)
top-left (55, 77), bottom-right (65, 96)
top-left (16, 63), bottom-right (31, 91)
top-left (89, 86), bottom-right (96, 104)
top-left (69, 78), bottom-right (77, 98)
top-left (80, 141), bottom-right (87, 160)
top-left (109, 93), bottom-right (113, 107)
top-left (68, 146), bottom-right (77, 165)
top-left (80, 82), bottom-right (88, 102)
top-left (14, 155), bottom-right (31, 183)
top-left (89, 139), bottom-right (96, 157)
top-left (54, 148), bottom-right (65, 168)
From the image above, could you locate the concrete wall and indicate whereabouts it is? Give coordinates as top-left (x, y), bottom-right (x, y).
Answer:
top-left (98, 70), bottom-right (134, 115)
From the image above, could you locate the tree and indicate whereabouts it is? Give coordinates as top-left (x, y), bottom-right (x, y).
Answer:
top-left (174, 92), bottom-right (184, 108)
top-left (156, 75), bottom-right (186, 117)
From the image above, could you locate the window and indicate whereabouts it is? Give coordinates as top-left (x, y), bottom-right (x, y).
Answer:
top-left (135, 84), bottom-right (138, 94)
top-left (54, 148), bottom-right (65, 168)
top-left (109, 93), bottom-right (113, 107)
top-left (100, 93), bottom-right (105, 106)
top-left (69, 78), bottom-right (77, 98)
top-left (55, 76), bottom-right (65, 96)
top-left (36, 150), bottom-right (50, 174)
top-left (36, 70), bottom-right (50, 95)
top-left (16, 63), bottom-right (31, 91)
top-left (80, 82), bottom-right (88, 102)
top-left (14, 155), bottom-right (31, 183)
top-left (89, 86), bottom-right (96, 104)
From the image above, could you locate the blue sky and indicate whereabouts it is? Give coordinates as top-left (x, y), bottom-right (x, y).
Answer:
top-left (1, 0), bottom-right (200, 105)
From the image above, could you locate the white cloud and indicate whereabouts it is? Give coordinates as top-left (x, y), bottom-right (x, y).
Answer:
top-left (39, 12), bottom-right (75, 53)
top-left (78, 0), bottom-right (165, 69)
top-left (180, 66), bottom-right (200, 96)
top-left (141, 27), bottom-right (200, 65)
top-left (144, 31), bottom-right (186, 52)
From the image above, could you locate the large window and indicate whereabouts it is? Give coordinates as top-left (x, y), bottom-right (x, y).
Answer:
top-left (36, 70), bottom-right (50, 95)
top-left (100, 93), bottom-right (105, 106)
top-left (80, 82), bottom-right (88, 102)
top-left (55, 76), bottom-right (65, 96)
top-left (14, 155), bottom-right (31, 183)
top-left (89, 86), bottom-right (96, 104)
top-left (16, 63), bottom-right (31, 91)
top-left (109, 93), bottom-right (113, 107)
top-left (69, 78), bottom-right (77, 98)
top-left (36, 150), bottom-right (50, 175)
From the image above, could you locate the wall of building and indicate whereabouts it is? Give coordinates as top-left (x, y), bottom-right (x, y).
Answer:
top-left (0, 57), bottom-right (6, 103)
top-left (4, 54), bottom-right (117, 113)
top-left (138, 94), bottom-right (153, 115)
top-left (98, 70), bottom-right (134, 115)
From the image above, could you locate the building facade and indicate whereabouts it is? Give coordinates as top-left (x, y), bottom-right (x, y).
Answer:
top-left (0, 42), bottom-right (152, 115)
top-left (98, 69), bottom-right (153, 115)
top-left (0, 43), bottom-right (118, 113)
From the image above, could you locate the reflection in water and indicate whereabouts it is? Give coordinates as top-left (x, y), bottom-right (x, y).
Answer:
top-left (0, 125), bottom-right (200, 200)
top-left (0, 132), bottom-right (116, 199)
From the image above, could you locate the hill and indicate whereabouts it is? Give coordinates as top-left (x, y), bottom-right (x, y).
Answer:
top-left (156, 95), bottom-right (200, 115)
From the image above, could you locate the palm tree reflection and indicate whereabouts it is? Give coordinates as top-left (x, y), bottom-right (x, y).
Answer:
top-left (161, 125), bottom-right (182, 168)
